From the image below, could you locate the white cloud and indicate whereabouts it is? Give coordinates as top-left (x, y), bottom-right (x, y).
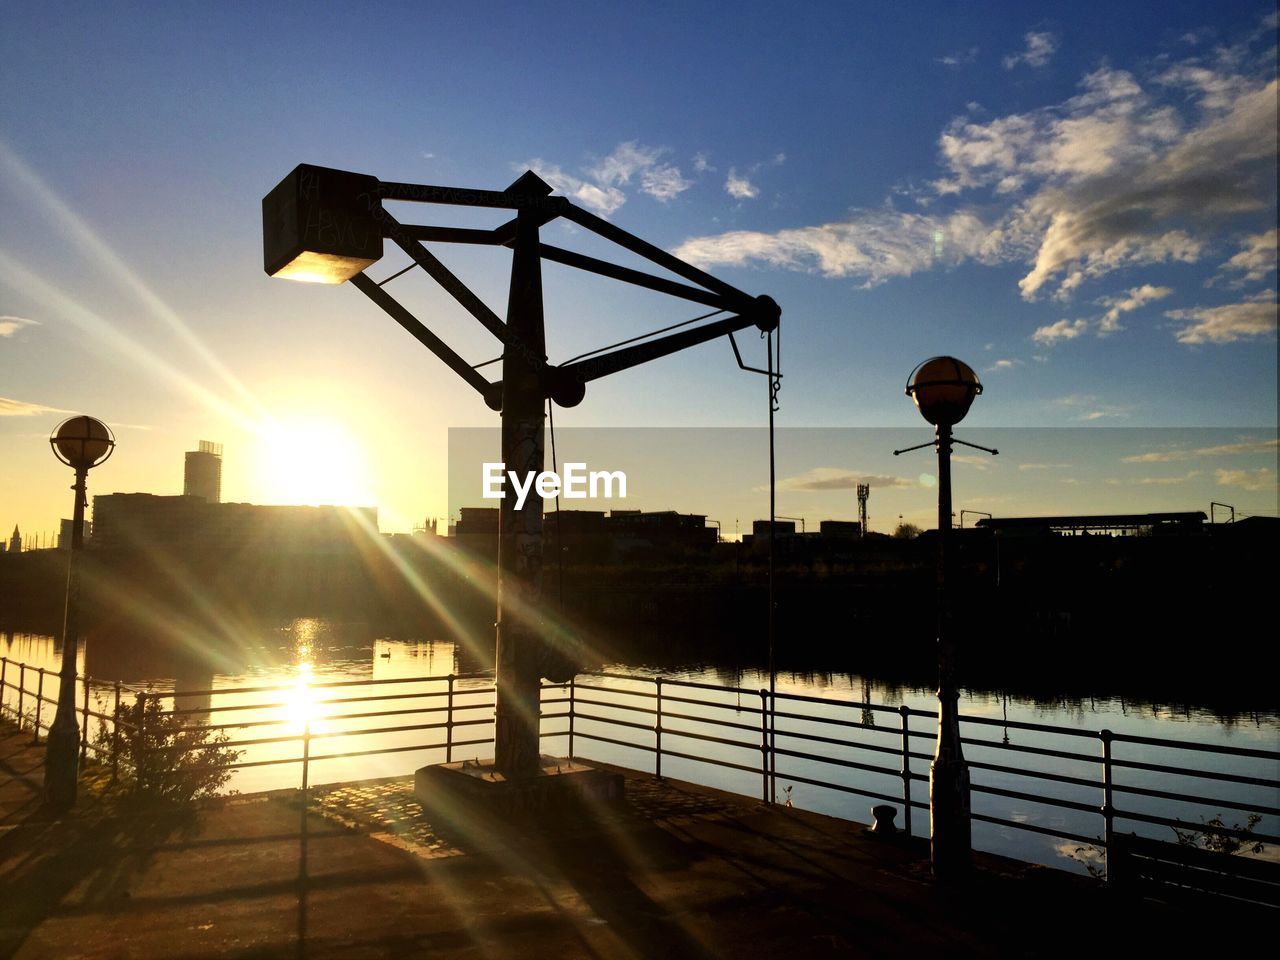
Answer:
top-left (725, 169), bottom-right (759, 200)
top-left (676, 209), bottom-right (1003, 288)
top-left (1123, 438), bottom-right (1278, 463)
top-left (1055, 393), bottom-right (1130, 420)
top-left (0, 395), bottom-right (68, 416)
top-left (772, 467), bottom-right (913, 492)
top-left (936, 60), bottom-right (1274, 300)
top-left (1166, 298), bottom-right (1277, 343)
top-left (641, 164), bottom-right (693, 201)
top-left (985, 358), bottom-right (1019, 371)
top-left (1096, 284), bottom-right (1173, 333)
top-left (1012, 77), bottom-right (1275, 299)
top-left (0, 315), bottom-right (38, 337)
top-left (1215, 228), bottom-right (1278, 283)
top-left (1003, 31), bottom-right (1059, 70)
top-left (937, 47), bottom-right (978, 68)
top-left (692, 152), bottom-right (713, 173)
top-left (522, 141), bottom-right (692, 217)
top-left (671, 30), bottom-right (1275, 333)
top-left (1018, 462), bottom-right (1070, 470)
top-left (1031, 283), bottom-right (1173, 343)
top-left (523, 160), bottom-right (627, 216)
top-left (1032, 318), bottom-right (1089, 344)
top-left (1215, 467), bottom-right (1276, 492)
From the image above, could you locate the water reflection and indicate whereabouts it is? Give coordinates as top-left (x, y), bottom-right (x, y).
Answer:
top-left (282, 621), bottom-right (328, 737)
top-left (2, 618), bottom-right (1276, 878)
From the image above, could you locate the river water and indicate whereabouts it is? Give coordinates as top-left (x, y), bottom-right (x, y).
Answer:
top-left (2, 620), bottom-right (1276, 876)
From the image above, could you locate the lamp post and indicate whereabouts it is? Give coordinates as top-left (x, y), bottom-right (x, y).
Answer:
top-left (45, 415), bottom-right (115, 808)
top-left (894, 357), bottom-right (996, 877)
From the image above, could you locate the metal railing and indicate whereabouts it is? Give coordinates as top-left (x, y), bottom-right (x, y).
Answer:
top-left (2, 655), bottom-right (1276, 885)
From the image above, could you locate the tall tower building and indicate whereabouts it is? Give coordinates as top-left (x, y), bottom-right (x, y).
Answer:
top-left (184, 440), bottom-right (223, 503)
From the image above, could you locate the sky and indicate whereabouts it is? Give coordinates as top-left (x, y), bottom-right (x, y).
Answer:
top-left (1, 1), bottom-right (1276, 539)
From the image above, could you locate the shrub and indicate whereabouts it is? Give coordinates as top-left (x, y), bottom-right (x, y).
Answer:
top-left (96, 693), bottom-right (242, 803)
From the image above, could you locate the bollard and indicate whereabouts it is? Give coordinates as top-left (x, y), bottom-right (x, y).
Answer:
top-left (870, 804), bottom-right (899, 835)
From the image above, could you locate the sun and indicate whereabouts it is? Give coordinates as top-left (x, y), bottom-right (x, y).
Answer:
top-left (256, 414), bottom-right (375, 507)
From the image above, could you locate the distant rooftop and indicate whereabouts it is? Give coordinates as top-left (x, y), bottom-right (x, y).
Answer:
top-left (975, 512), bottom-right (1207, 533)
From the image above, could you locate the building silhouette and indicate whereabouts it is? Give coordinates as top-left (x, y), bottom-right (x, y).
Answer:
top-left (57, 517), bottom-right (90, 550)
top-left (183, 440), bottom-right (222, 503)
top-left (91, 493), bottom-right (375, 556)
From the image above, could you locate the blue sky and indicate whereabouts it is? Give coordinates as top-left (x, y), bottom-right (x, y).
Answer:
top-left (1, 1), bottom-right (1276, 536)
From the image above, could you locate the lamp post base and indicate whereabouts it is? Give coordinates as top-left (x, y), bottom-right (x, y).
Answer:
top-left (929, 754), bottom-right (971, 877)
top-left (43, 716), bottom-right (80, 810)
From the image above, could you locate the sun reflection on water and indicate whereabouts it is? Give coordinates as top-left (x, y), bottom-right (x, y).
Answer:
top-left (282, 619), bottom-right (329, 735)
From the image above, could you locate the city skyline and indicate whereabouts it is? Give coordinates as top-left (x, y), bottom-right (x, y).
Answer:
top-left (2, 2), bottom-right (1276, 537)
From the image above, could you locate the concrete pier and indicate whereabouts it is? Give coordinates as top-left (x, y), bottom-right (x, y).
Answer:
top-left (0, 725), bottom-right (1261, 957)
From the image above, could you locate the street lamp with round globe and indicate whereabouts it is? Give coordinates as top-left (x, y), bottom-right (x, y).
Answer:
top-left (50, 415), bottom-right (116, 471)
top-left (894, 357), bottom-right (996, 878)
top-left (906, 356), bottom-right (983, 427)
top-left (44, 416), bottom-right (115, 808)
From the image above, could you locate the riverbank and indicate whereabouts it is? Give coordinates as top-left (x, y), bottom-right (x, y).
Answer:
top-left (0, 724), bottom-right (1269, 958)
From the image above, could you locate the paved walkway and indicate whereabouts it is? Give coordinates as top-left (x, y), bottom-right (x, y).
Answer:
top-left (0, 726), bottom-right (1256, 958)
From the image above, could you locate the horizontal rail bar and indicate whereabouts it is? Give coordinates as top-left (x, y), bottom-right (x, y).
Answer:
top-left (1108, 780), bottom-right (1280, 817)
top-left (773, 745), bottom-right (905, 781)
top-left (662, 710), bottom-right (761, 737)
top-left (573, 731), bottom-right (657, 755)
top-left (771, 724), bottom-right (904, 759)
top-left (773, 689), bottom-right (910, 717)
top-left (1110, 730), bottom-right (1280, 761)
top-left (1112, 807), bottom-right (1280, 845)
top-left (773, 768), bottom-right (918, 809)
top-left (969, 812), bottom-right (1097, 848)
top-left (964, 758), bottom-right (1101, 792)
top-left (771, 707), bottom-right (903, 738)
top-left (970, 782), bottom-right (1101, 815)
top-left (960, 713), bottom-right (1101, 739)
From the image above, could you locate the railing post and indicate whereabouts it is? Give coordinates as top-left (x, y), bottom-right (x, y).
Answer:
top-left (900, 704), bottom-right (913, 837)
top-left (1101, 728), bottom-right (1115, 883)
top-left (17, 663), bottom-right (25, 730)
top-left (759, 688), bottom-right (770, 802)
top-left (445, 674), bottom-right (455, 764)
top-left (301, 716), bottom-right (311, 793)
top-left (34, 667), bottom-right (45, 742)
top-left (136, 692), bottom-right (148, 795)
top-left (1, 657), bottom-right (8, 720)
top-left (568, 675), bottom-right (576, 761)
top-left (111, 681), bottom-right (122, 783)
top-left (654, 677), bottom-right (664, 781)
top-left (80, 673), bottom-right (91, 762)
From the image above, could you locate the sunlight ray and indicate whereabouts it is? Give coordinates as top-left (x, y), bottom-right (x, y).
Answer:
top-left (0, 250), bottom-right (262, 433)
top-left (0, 139), bottom-right (270, 421)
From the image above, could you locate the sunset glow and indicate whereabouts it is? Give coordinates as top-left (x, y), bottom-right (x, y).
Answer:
top-left (256, 415), bottom-right (375, 508)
